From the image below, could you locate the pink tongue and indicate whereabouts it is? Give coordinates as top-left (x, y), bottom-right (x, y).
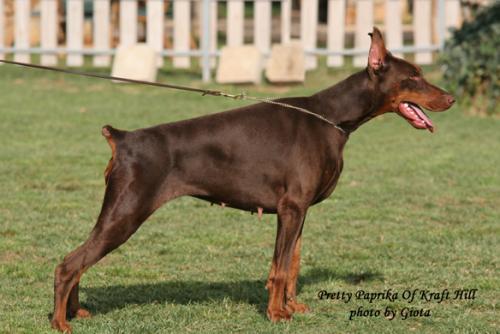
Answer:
top-left (399, 102), bottom-right (434, 132)
top-left (409, 104), bottom-right (433, 130)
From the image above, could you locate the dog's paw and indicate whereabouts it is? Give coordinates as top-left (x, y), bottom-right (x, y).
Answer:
top-left (69, 307), bottom-right (91, 319)
top-left (266, 307), bottom-right (293, 322)
top-left (75, 308), bottom-right (91, 319)
top-left (286, 300), bottom-right (310, 314)
top-left (51, 319), bottom-right (72, 333)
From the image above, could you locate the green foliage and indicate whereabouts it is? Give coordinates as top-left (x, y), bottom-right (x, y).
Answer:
top-left (440, 3), bottom-right (500, 114)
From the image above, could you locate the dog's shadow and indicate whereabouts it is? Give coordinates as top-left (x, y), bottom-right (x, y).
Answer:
top-left (81, 267), bottom-right (383, 316)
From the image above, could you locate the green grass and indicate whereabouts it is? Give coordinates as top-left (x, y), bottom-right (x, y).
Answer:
top-left (0, 61), bottom-right (499, 334)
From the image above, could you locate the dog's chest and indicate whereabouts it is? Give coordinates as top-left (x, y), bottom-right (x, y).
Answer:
top-left (313, 156), bottom-right (344, 204)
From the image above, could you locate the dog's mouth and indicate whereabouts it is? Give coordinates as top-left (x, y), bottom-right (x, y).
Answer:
top-left (398, 101), bottom-right (434, 133)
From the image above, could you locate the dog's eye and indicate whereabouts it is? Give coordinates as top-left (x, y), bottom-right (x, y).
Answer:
top-left (400, 78), bottom-right (418, 89)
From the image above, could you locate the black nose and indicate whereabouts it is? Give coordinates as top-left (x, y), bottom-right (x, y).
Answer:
top-left (446, 95), bottom-right (455, 105)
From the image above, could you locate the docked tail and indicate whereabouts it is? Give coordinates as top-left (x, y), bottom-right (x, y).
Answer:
top-left (102, 125), bottom-right (126, 141)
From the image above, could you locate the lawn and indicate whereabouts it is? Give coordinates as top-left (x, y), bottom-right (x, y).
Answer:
top-left (0, 61), bottom-right (498, 334)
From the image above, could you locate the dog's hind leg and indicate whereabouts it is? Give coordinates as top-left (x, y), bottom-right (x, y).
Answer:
top-left (266, 196), bottom-right (307, 322)
top-left (51, 163), bottom-right (163, 333)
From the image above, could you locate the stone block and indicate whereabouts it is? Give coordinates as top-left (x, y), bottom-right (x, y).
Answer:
top-left (265, 42), bottom-right (305, 83)
top-left (216, 46), bottom-right (262, 84)
top-left (111, 44), bottom-right (157, 82)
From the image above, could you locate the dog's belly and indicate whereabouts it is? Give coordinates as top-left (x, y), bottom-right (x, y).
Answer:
top-left (193, 195), bottom-right (278, 213)
top-left (186, 167), bottom-right (286, 213)
top-left (183, 155), bottom-right (342, 213)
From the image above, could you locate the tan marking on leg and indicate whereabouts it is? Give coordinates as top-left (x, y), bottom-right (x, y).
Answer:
top-left (285, 236), bottom-right (309, 314)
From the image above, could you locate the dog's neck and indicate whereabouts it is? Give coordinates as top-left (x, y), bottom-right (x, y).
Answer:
top-left (312, 69), bottom-right (385, 134)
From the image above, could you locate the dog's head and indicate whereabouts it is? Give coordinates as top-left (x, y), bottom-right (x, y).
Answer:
top-left (368, 27), bottom-right (455, 132)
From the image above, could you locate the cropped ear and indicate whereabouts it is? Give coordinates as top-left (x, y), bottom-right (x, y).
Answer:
top-left (368, 27), bottom-right (387, 71)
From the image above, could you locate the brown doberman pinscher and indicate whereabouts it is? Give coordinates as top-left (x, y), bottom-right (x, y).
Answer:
top-left (51, 28), bottom-right (454, 332)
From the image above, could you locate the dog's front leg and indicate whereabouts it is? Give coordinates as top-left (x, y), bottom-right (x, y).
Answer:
top-left (266, 196), bottom-right (307, 322)
top-left (284, 234), bottom-right (310, 314)
top-left (265, 219), bottom-right (281, 292)
top-left (67, 281), bottom-right (91, 319)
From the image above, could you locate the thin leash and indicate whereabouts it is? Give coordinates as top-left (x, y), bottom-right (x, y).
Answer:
top-left (0, 59), bottom-right (345, 133)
